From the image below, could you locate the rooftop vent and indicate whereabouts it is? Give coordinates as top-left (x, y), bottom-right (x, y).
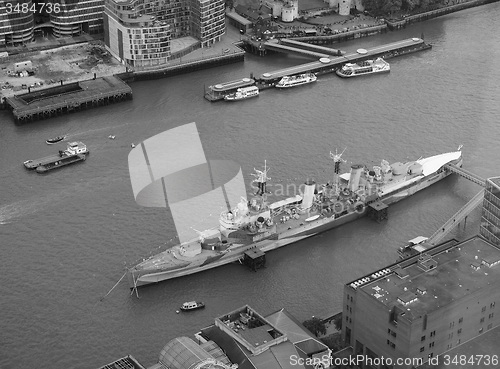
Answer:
top-left (416, 286), bottom-right (427, 295)
top-left (471, 262), bottom-right (481, 271)
top-left (418, 254), bottom-right (437, 272)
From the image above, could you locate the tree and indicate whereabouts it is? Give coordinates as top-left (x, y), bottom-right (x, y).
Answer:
top-left (302, 317), bottom-right (327, 337)
top-left (333, 313), bottom-right (342, 331)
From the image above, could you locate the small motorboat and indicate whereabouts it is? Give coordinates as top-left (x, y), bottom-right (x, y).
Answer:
top-left (180, 301), bottom-right (205, 312)
top-left (46, 135), bottom-right (66, 145)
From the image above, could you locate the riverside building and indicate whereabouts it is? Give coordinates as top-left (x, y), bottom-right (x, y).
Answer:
top-left (480, 176), bottom-right (500, 247)
top-left (0, 0), bottom-right (35, 45)
top-left (341, 234), bottom-right (500, 369)
top-left (103, 0), bottom-right (225, 69)
top-left (0, 0), bottom-right (104, 44)
top-left (50, 0), bottom-right (105, 37)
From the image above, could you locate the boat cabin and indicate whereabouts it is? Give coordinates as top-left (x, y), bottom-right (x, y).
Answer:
top-left (182, 301), bottom-right (199, 309)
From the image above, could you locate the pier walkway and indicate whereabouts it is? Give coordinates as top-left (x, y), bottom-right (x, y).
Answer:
top-left (259, 37), bottom-right (429, 83)
top-left (263, 42), bottom-right (330, 59)
top-left (278, 39), bottom-right (343, 57)
top-left (427, 189), bottom-right (485, 246)
top-left (444, 163), bottom-right (486, 187)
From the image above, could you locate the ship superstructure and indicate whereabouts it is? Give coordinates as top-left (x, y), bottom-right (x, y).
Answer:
top-left (127, 123), bottom-right (463, 289)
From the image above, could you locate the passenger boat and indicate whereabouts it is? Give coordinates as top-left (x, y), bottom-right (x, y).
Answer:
top-left (126, 122), bottom-right (463, 289)
top-left (275, 73), bottom-right (317, 88)
top-left (46, 135), bottom-right (66, 145)
top-left (180, 301), bottom-right (205, 311)
top-left (336, 57), bottom-right (390, 78)
top-left (224, 86), bottom-right (259, 101)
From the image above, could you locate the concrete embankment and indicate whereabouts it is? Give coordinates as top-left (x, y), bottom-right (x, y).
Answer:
top-left (386, 0), bottom-right (499, 29)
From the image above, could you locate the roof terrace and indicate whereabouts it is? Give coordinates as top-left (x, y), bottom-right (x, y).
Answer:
top-left (215, 305), bottom-right (287, 355)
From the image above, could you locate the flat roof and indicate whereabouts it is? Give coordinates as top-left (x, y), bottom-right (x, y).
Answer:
top-left (359, 236), bottom-right (500, 322)
top-left (226, 11), bottom-right (253, 25)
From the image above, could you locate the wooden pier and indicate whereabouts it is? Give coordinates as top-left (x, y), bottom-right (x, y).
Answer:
top-left (4, 76), bottom-right (132, 123)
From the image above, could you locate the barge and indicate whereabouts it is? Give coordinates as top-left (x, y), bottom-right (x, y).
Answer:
top-left (24, 141), bottom-right (89, 173)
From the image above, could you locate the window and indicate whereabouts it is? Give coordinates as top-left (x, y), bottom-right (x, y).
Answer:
top-left (457, 328), bottom-right (462, 335)
top-left (479, 328), bottom-right (484, 334)
top-left (429, 342), bottom-right (434, 348)
top-left (491, 302), bottom-right (496, 308)
top-left (489, 313), bottom-right (494, 319)
top-left (430, 330), bottom-right (436, 337)
top-left (447, 343), bottom-right (452, 350)
top-left (457, 339), bottom-right (461, 344)
top-left (448, 332), bottom-right (453, 339)
top-left (480, 317), bottom-right (485, 323)
top-left (482, 306), bottom-right (486, 313)
top-left (421, 335), bottom-right (426, 342)
top-left (420, 347), bottom-right (425, 353)
top-left (449, 321), bottom-right (455, 328)
top-left (458, 317), bottom-right (463, 324)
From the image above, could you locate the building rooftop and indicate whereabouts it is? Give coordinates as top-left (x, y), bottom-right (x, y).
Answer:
top-left (358, 236), bottom-right (500, 322)
top-left (215, 305), bottom-right (286, 354)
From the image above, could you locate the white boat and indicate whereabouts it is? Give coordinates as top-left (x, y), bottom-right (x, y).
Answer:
top-left (275, 73), bottom-right (317, 88)
top-left (336, 57), bottom-right (390, 78)
top-left (224, 86), bottom-right (259, 101)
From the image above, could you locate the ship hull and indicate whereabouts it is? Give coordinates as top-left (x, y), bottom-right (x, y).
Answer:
top-left (128, 158), bottom-right (460, 288)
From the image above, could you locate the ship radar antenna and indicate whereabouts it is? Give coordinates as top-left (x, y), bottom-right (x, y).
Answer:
top-left (330, 148), bottom-right (347, 194)
top-left (251, 160), bottom-right (271, 196)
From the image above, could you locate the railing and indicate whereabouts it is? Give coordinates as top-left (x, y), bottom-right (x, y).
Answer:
top-left (444, 164), bottom-right (485, 187)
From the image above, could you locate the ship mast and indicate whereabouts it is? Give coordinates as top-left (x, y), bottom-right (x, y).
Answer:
top-left (252, 160), bottom-right (271, 196)
top-left (329, 148), bottom-right (346, 194)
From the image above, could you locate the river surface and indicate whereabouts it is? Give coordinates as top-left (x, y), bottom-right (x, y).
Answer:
top-left (1, 4), bottom-right (499, 368)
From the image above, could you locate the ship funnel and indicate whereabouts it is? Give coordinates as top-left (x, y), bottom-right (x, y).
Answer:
top-left (301, 179), bottom-right (316, 210)
top-left (348, 165), bottom-right (363, 191)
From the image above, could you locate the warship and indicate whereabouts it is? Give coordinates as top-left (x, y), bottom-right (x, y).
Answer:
top-left (127, 123), bottom-right (462, 288)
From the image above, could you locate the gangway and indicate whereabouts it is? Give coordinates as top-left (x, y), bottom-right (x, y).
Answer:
top-left (427, 189), bottom-right (484, 246)
top-left (279, 39), bottom-right (343, 56)
top-left (263, 42), bottom-right (330, 59)
top-left (444, 163), bottom-right (485, 187)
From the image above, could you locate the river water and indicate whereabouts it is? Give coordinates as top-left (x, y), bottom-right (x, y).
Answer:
top-left (1, 4), bottom-right (499, 368)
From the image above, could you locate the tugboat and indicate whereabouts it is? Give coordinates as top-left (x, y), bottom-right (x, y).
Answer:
top-left (224, 86), bottom-right (259, 101)
top-left (46, 135), bottom-right (66, 145)
top-left (180, 301), bottom-right (205, 311)
top-left (126, 122), bottom-right (464, 289)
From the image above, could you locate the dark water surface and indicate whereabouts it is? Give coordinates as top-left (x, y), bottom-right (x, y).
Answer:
top-left (1, 4), bottom-right (499, 368)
